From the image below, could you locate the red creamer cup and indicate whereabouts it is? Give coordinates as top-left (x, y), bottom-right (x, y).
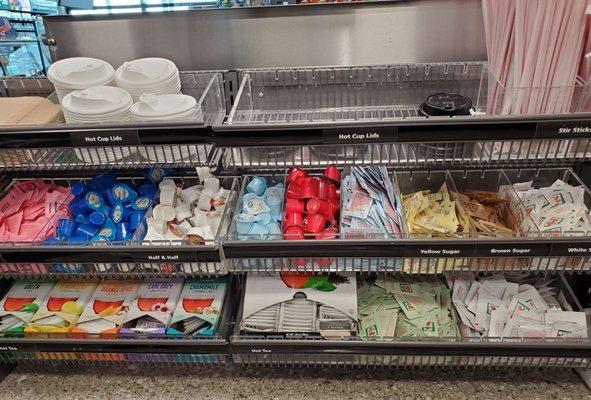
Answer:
top-left (306, 198), bottom-right (332, 219)
top-left (286, 181), bottom-right (302, 199)
top-left (329, 199), bottom-right (340, 218)
top-left (306, 213), bottom-right (328, 233)
top-left (318, 180), bottom-right (332, 200)
top-left (285, 198), bottom-right (305, 214)
top-left (287, 168), bottom-right (308, 184)
top-left (323, 166), bottom-right (340, 184)
top-left (284, 212), bottom-right (304, 228)
top-left (301, 177), bottom-right (320, 199)
top-left (284, 225), bottom-right (305, 240)
top-left (327, 184), bottom-right (338, 200)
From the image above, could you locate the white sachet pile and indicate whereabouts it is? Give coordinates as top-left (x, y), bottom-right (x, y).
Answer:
top-left (451, 273), bottom-right (588, 339)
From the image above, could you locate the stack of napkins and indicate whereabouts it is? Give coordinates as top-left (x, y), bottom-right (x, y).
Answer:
top-left (24, 280), bottom-right (98, 334)
top-left (451, 273), bottom-right (588, 338)
top-left (72, 280), bottom-right (139, 336)
top-left (0, 279), bottom-right (54, 335)
top-left (341, 166), bottom-right (402, 237)
top-left (167, 278), bottom-right (228, 336)
top-left (358, 276), bottom-right (459, 338)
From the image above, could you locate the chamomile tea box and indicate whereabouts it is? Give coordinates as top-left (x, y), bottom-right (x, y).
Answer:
top-left (120, 279), bottom-right (183, 336)
top-left (24, 279), bottom-right (98, 334)
top-left (167, 278), bottom-right (228, 336)
top-left (0, 279), bottom-right (55, 334)
top-left (72, 280), bottom-right (140, 336)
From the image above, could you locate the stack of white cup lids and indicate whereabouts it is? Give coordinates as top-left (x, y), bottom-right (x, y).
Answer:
top-left (61, 86), bottom-right (133, 124)
top-left (61, 86), bottom-right (135, 164)
top-left (131, 93), bottom-right (198, 121)
top-left (133, 93), bottom-right (200, 162)
top-left (47, 57), bottom-right (115, 103)
top-left (115, 58), bottom-right (181, 102)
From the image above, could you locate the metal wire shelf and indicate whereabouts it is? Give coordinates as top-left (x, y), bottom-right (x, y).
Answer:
top-left (0, 352), bottom-right (229, 365)
top-left (0, 144), bottom-right (215, 170)
top-left (0, 262), bottom-right (227, 278)
top-left (0, 72), bottom-right (226, 170)
top-left (230, 273), bottom-right (591, 368)
top-left (0, 174), bottom-right (239, 270)
top-left (0, 275), bottom-right (240, 365)
top-left (227, 256), bottom-right (591, 274)
top-left (231, 353), bottom-right (589, 369)
top-left (219, 138), bottom-right (591, 170)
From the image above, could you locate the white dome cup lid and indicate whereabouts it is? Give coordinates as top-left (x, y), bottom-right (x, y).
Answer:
top-left (131, 93), bottom-right (197, 118)
top-left (48, 57), bottom-right (115, 87)
top-left (62, 86), bottom-right (132, 115)
top-left (115, 58), bottom-right (178, 87)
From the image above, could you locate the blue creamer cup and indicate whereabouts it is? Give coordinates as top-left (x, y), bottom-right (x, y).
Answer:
top-left (69, 197), bottom-right (85, 217)
top-left (89, 211), bottom-right (107, 226)
top-left (256, 212), bottom-right (272, 225)
top-left (146, 167), bottom-right (169, 184)
top-left (82, 191), bottom-right (105, 214)
top-left (116, 222), bottom-right (131, 240)
top-left (43, 237), bottom-right (62, 245)
top-left (111, 202), bottom-right (127, 224)
top-left (236, 220), bottom-right (254, 235)
top-left (74, 214), bottom-right (89, 225)
top-left (129, 211), bottom-right (145, 230)
top-left (70, 182), bottom-right (86, 198)
top-left (58, 219), bottom-right (79, 237)
top-left (125, 196), bottom-right (153, 212)
top-left (137, 182), bottom-right (158, 197)
top-left (249, 222), bottom-right (270, 239)
top-left (88, 171), bottom-right (117, 192)
top-left (66, 235), bottom-right (88, 243)
top-left (109, 183), bottom-right (138, 206)
top-left (246, 176), bottom-right (267, 196)
top-left (265, 195), bottom-right (283, 221)
top-left (267, 221), bottom-right (282, 235)
top-left (76, 223), bottom-right (100, 239)
top-left (96, 219), bottom-right (117, 240)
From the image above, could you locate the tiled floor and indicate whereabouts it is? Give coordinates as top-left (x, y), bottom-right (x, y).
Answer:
top-left (0, 365), bottom-right (588, 400)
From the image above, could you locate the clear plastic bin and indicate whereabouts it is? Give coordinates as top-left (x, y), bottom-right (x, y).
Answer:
top-left (227, 62), bottom-right (486, 125)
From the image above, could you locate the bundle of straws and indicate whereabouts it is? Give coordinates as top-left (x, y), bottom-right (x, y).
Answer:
top-left (484, 0), bottom-right (591, 115)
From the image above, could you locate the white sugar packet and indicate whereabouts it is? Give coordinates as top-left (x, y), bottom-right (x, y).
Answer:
top-left (474, 294), bottom-right (503, 333)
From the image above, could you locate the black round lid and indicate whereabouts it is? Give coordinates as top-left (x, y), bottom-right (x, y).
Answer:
top-left (419, 93), bottom-right (473, 117)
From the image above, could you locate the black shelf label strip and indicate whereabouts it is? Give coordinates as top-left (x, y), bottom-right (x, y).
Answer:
top-left (535, 120), bottom-right (591, 139)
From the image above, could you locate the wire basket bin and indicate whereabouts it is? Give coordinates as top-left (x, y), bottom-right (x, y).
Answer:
top-left (227, 62), bottom-right (486, 125)
top-left (0, 71), bottom-right (226, 170)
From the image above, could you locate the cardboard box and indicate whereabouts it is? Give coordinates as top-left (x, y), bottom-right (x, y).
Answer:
top-left (167, 277), bottom-right (228, 336)
top-left (241, 273), bottom-right (357, 337)
top-left (120, 279), bottom-right (183, 336)
top-left (72, 280), bottom-right (140, 336)
top-left (0, 279), bottom-right (55, 335)
top-left (24, 280), bottom-right (98, 334)
top-left (0, 97), bottom-right (63, 126)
